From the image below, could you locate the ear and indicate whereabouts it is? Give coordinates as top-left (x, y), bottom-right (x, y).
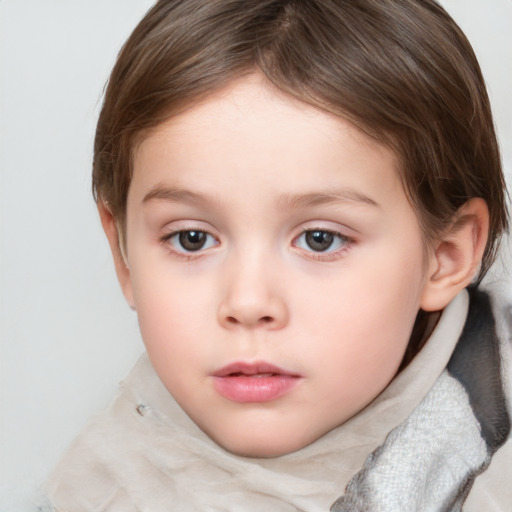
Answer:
top-left (97, 201), bottom-right (135, 310)
top-left (420, 198), bottom-right (489, 312)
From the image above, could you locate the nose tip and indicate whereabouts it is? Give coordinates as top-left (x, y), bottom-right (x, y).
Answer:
top-left (217, 280), bottom-right (289, 330)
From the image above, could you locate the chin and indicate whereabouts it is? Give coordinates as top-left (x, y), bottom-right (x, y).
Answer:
top-left (222, 441), bottom-right (300, 459)
top-left (210, 429), bottom-right (316, 459)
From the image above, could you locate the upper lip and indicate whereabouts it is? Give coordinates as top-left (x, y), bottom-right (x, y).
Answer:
top-left (212, 361), bottom-right (301, 377)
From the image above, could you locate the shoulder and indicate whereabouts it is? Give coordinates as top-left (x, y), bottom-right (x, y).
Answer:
top-left (44, 391), bottom-right (141, 511)
top-left (447, 287), bottom-right (511, 451)
top-left (43, 356), bottom-right (157, 512)
top-left (465, 438), bottom-right (512, 511)
top-left (332, 287), bottom-right (512, 511)
top-left (464, 286), bottom-right (512, 510)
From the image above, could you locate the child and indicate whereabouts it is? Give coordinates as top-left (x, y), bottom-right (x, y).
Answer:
top-left (44, 0), bottom-right (511, 510)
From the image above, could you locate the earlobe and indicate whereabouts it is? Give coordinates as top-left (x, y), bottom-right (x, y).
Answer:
top-left (97, 201), bottom-right (136, 310)
top-left (420, 198), bottom-right (489, 312)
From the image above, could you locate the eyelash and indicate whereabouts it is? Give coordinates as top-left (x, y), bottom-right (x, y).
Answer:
top-left (160, 229), bottom-right (219, 260)
top-left (159, 227), bottom-right (355, 261)
top-left (292, 229), bottom-right (354, 261)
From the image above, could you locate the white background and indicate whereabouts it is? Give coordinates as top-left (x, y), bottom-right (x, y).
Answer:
top-left (0, 1), bottom-right (511, 510)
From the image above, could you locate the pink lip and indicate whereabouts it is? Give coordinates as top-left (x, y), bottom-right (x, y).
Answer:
top-left (212, 362), bottom-right (301, 403)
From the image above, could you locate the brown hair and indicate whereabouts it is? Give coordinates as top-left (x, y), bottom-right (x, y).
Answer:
top-left (93, 0), bottom-right (508, 280)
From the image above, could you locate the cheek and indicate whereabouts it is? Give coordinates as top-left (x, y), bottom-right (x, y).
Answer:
top-left (134, 289), bottom-right (212, 402)
top-left (300, 242), bottom-right (425, 334)
top-left (130, 266), bottom-right (214, 360)
top-left (297, 293), bottom-right (415, 419)
top-left (295, 242), bottom-right (426, 388)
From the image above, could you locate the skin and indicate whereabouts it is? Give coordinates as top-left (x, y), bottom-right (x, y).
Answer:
top-left (101, 74), bottom-right (489, 457)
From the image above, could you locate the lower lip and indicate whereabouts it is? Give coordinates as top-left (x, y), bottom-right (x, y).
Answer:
top-left (212, 375), bottom-right (300, 403)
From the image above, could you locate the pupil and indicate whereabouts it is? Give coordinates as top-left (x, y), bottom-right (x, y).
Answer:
top-left (306, 230), bottom-right (333, 252)
top-left (179, 231), bottom-right (206, 251)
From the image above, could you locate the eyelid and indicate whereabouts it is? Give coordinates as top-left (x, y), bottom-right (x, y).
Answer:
top-left (291, 224), bottom-right (356, 261)
top-left (160, 219), bottom-right (219, 238)
top-left (159, 222), bottom-right (221, 258)
top-left (293, 221), bottom-right (357, 241)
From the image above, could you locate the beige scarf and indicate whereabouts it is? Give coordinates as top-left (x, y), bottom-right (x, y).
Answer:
top-left (45, 292), bottom-right (470, 511)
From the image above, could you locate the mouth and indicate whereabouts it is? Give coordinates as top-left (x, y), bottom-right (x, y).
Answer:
top-left (211, 362), bottom-right (301, 403)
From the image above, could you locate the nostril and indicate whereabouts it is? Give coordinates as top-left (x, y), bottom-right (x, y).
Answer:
top-left (224, 315), bottom-right (274, 326)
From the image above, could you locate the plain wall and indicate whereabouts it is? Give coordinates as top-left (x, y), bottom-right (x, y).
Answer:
top-left (0, 1), bottom-right (511, 510)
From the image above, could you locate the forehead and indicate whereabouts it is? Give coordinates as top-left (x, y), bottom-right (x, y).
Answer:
top-left (131, 74), bottom-right (401, 199)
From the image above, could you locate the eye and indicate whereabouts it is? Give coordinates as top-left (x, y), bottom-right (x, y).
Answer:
top-left (166, 230), bottom-right (218, 253)
top-left (294, 229), bottom-right (349, 253)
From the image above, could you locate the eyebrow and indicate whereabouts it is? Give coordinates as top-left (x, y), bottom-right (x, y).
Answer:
top-left (142, 185), bottom-right (380, 209)
top-left (276, 189), bottom-right (380, 210)
top-left (143, 186), bottom-right (212, 206)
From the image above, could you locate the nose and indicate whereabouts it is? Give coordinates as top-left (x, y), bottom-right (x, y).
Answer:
top-left (217, 255), bottom-right (289, 330)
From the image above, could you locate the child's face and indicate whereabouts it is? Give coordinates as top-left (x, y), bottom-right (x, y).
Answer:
top-left (121, 74), bottom-right (435, 457)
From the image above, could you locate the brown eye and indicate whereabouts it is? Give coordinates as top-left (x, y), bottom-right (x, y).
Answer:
top-left (177, 230), bottom-right (208, 251)
top-left (294, 229), bottom-right (350, 255)
top-left (164, 228), bottom-right (219, 256)
top-left (305, 230), bottom-right (335, 252)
